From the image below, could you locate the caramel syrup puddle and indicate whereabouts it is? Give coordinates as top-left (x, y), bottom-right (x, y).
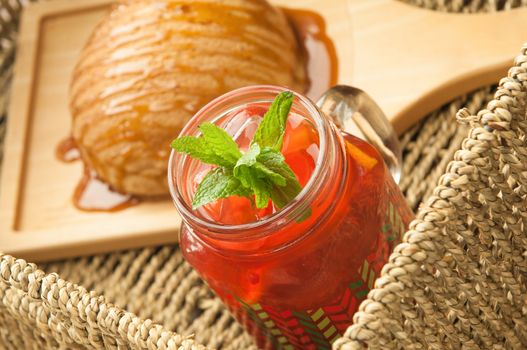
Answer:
top-left (74, 168), bottom-right (139, 212)
top-left (57, 8), bottom-right (337, 213)
top-left (56, 137), bottom-right (140, 211)
top-left (56, 137), bottom-right (81, 162)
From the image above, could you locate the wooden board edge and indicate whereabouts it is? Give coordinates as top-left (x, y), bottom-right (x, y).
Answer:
top-left (0, 0), bottom-right (118, 261)
top-left (23, 0), bottom-right (114, 18)
top-left (0, 227), bottom-right (179, 262)
top-left (391, 59), bottom-right (511, 135)
top-left (0, 2), bottom-right (43, 238)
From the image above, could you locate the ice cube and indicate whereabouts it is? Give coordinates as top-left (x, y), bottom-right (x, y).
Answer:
top-left (221, 107), bottom-right (266, 150)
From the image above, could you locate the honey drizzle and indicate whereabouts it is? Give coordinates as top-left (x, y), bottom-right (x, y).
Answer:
top-left (60, 6), bottom-right (337, 213)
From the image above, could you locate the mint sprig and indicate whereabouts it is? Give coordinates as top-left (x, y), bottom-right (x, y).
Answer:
top-left (171, 91), bottom-right (310, 220)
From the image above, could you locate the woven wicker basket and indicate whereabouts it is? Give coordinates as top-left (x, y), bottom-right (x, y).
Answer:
top-left (1, 1), bottom-right (527, 349)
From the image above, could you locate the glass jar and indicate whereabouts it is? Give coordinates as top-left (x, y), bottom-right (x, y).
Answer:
top-left (168, 85), bottom-right (413, 350)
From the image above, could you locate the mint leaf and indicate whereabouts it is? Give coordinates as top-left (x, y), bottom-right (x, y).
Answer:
top-left (233, 165), bottom-right (271, 209)
top-left (171, 123), bottom-right (241, 168)
top-left (234, 144), bottom-right (285, 187)
top-left (252, 91), bottom-right (294, 151)
top-left (252, 178), bottom-right (271, 209)
top-left (257, 147), bottom-right (302, 209)
top-left (171, 137), bottom-right (227, 166)
top-left (199, 123), bottom-right (241, 167)
top-left (234, 144), bottom-right (260, 181)
top-left (257, 147), bottom-right (310, 222)
top-left (192, 168), bottom-right (251, 209)
top-left (233, 144), bottom-right (270, 208)
top-left (252, 162), bottom-right (286, 186)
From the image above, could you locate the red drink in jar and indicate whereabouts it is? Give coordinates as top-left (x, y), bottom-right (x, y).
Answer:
top-left (168, 86), bottom-right (413, 349)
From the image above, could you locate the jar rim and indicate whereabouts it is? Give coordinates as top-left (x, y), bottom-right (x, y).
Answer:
top-left (168, 85), bottom-right (333, 237)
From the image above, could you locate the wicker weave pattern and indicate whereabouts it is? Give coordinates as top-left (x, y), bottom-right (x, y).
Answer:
top-left (403, 0), bottom-right (527, 12)
top-left (0, 254), bottom-right (208, 349)
top-left (0, 1), bottom-right (526, 349)
top-left (335, 45), bottom-right (527, 350)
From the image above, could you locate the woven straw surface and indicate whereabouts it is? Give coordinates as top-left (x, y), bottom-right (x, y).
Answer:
top-left (1, 0), bottom-right (526, 349)
top-left (404, 0), bottom-right (527, 12)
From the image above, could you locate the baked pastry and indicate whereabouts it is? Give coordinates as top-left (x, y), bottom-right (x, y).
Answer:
top-left (70, 0), bottom-right (307, 196)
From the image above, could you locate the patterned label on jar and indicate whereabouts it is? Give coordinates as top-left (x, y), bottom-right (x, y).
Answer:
top-left (229, 189), bottom-right (412, 350)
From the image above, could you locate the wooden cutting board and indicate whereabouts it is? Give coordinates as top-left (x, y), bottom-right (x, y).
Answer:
top-left (1, 0), bottom-right (526, 261)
